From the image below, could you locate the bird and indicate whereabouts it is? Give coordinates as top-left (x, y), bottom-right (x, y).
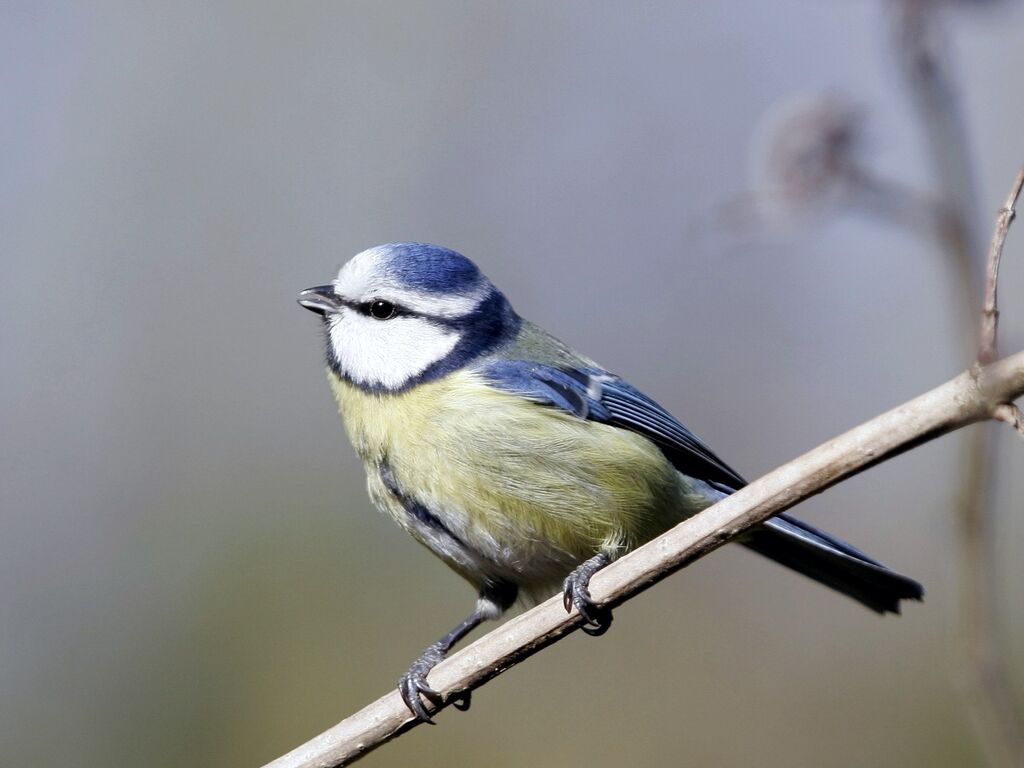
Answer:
top-left (298, 242), bottom-right (923, 722)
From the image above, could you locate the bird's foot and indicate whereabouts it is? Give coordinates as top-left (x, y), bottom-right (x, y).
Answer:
top-left (398, 644), bottom-right (446, 723)
top-left (562, 552), bottom-right (613, 636)
top-left (398, 643), bottom-right (473, 723)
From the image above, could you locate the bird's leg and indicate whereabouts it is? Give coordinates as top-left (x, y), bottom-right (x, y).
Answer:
top-left (398, 612), bottom-right (482, 723)
top-left (562, 551), bottom-right (614, 636)
top-left (398, 581), bottom-right (516, 723)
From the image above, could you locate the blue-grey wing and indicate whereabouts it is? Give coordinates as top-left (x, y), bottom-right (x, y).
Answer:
top-left (479, 360), bottom-right (747, 492)
top-left (478, 359), bottom-right (924, 613)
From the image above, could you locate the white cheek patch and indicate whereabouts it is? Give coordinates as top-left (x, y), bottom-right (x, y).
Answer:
top-left (328, 312), bottom-right (461, 390)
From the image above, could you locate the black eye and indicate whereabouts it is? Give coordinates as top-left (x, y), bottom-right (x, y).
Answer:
top-left (368, 299), bottom-right (396, 320)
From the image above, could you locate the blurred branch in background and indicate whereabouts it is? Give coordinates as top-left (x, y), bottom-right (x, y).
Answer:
top-left (737, 0), bottom-right (1024, 763)
top-left (891, 0), bottom-right (983, 311)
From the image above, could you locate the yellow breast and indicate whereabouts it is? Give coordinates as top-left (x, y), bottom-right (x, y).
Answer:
top-left (328, 368), bottom-right (685, 591)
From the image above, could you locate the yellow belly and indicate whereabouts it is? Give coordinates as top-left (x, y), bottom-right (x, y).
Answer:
top-left (329, 368), bottom-right (687, 594)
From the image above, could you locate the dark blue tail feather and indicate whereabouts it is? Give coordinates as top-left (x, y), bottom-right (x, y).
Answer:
top-left (742, 513), bottom-right (924, 614)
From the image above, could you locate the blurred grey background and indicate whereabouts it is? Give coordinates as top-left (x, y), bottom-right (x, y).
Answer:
top-left (2, 2), bottom-right (1023, 766)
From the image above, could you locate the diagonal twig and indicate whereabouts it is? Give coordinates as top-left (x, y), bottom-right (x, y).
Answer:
top-left (263, 351), bottom-right (1024, 768)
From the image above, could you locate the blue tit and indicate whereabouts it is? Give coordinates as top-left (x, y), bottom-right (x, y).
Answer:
top-left (299, 242), bottom-right (923, 722)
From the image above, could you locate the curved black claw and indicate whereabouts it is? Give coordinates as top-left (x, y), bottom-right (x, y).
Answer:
top-left (451, 690), bottom-right (472, 711)
top-left (398, 646), bottom-right (445, 724)
top-left (562, 552), bottom-right (614, 636)
top-left (579, 604), bottom-right (614, 636)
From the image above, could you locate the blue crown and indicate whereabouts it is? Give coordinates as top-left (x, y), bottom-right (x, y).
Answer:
top-left (376, 243), bottom-right (484, 294)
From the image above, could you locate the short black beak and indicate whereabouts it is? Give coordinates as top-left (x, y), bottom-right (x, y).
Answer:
top-left (298, 285), bottom-right (342, 315)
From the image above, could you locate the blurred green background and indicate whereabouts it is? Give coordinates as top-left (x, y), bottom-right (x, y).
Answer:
top-left (3, 2), bottom-right (1023, 766)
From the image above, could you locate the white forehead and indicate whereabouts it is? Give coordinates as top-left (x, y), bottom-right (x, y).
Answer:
top-left (333, 246), bottom-right (490, 319)
top-left (332, 247), bottom-right (392, 297)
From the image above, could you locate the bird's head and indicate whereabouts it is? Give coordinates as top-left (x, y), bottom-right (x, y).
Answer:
top-left (299, 243), bottom-right (520, 392)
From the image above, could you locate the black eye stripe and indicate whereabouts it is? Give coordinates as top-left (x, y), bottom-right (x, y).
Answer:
top-left (338, 296), bottom-right (465, 328)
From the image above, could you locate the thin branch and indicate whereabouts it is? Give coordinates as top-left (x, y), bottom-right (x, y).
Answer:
top-left (980, 168), bottom-right (1024, 365)
top-left (263, 351), bottom-right (1024, 768)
